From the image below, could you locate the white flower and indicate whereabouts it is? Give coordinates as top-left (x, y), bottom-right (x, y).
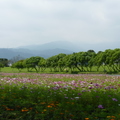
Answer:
top-left (56, 84), bottom-right (59, 87)
top-left (75, 97), bottom-right (80, 99)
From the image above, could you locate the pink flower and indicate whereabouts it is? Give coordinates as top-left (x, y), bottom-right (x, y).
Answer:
top-left (112, 98), bottom-right (118, 101)
top-left (98, 105), bottom-right (104, 109)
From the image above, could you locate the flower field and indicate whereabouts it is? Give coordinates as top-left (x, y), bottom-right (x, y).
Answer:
top-left (0, 73), bottom-right (120, 120)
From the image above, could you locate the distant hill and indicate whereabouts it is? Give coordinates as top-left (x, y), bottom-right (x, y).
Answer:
top-left (0, 48), bottom-right (73, 60)
top-left (0, 41), bottom-right (80, 59)
top-left (0, 41), bottom-right (118, 60)
top-left (0, 48), bottom-right (34, 59)
top-left (19, 41), bottom-right (81, 52)
top-left (36, 48), bottom-right (72, 58)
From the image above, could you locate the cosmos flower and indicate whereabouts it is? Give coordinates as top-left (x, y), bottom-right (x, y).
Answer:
top-left (112, 98), bottom-right (118, 101)
top-left (98, 105), bottom-right (104, 109)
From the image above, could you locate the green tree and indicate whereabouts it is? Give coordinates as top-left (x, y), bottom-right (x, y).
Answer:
top-left (46, 55), bottom-right (60, 72)
top-left (38, 58), bottom-right (46, 72)
top-left (23, 56), bottom-right (44, 72)
top-left (0, 58), bottom-right (8, 67)
top-left (0, 63), bottom-right (4, 71)
top-left (104, 49), bottom-right (114, 72)
top-left (11, 60), bottom-right (24, 72)
top-left (92, 51), bottom-right (104, 71)
top-left (61, 53), bottom-right (78, 72)
top-left (110, 48), bottom-right (120, 72)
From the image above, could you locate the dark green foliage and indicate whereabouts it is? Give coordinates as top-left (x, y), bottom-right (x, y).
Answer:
top-left (0, 58), bottom-right (8, 67)
top-left (11, 48), bottom-right (120, 73)
top-left (23, 56), bottom-right (44, 72)
top-left (11, 60), bottom-right (24, 72)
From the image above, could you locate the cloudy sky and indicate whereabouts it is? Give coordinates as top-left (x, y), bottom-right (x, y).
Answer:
top-left (0, 0), bottom-right (120, 51)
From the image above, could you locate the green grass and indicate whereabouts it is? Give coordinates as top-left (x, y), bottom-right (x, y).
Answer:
top-left (0, 73), bottom-right (120, 120)
top-left (1, 66), bottom-right (120, 74)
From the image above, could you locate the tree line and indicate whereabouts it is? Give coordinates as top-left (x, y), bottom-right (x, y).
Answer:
top-left (0, 48), bottom-right (119, 73)
top-left (9, 48), bottom-right (120, 73)
top-left (0, 58), bottom-right (9, 71)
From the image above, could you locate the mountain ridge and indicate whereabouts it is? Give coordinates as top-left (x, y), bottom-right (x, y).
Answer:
top-left (19, 40), bottom-right (81, 52)
top-left (0, 41), bottom-right (78, 59)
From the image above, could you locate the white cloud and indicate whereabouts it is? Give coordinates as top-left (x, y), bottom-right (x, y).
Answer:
top-left (0, 0), bottom-right (120, 49)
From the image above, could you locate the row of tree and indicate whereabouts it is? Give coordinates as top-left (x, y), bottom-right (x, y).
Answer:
top-left (11, 48), bottom-right (120, 73)
top-left (0, 58), bottom-right (9, 71)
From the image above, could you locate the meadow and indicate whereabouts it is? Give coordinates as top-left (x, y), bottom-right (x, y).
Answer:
top-left (2, 66), bottom-right (120, 74)
top-left (0, 73), bottom-right (120, 120)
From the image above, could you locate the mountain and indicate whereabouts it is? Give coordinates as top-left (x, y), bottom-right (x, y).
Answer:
top-left (0, 41), bottom-right (78, 59)
top-left (36, 48), bottom-right (72, 58)
top-left (0, 48), bottom-right (73, 60)
top-left (0, 48), bottom-right (34, 59)
top-left (1, 41), bottom-right (118, 60)
top-left (19, 41), bottom-right (81, 52)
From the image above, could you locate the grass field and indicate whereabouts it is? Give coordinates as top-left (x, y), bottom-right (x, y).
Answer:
top-left (0, 73), bottom-right (120, 120)
top-left (1, 66), bottom-right (120, 74)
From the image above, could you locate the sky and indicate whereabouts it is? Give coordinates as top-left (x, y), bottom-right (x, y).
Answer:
top-left (0, 0), bottom-right (120, 51)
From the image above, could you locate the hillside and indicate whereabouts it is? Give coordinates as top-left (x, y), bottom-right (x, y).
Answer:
top-left (19, 41), bottom-right (81, 51)
top-left (0, 41), bottom-right (78, 59)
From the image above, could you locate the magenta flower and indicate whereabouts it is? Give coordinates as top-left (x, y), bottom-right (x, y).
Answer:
top-left (78, 93), bottom-right (81, 96)
top-left (65, 97), bottom-right (68, 99)
top-left (98, 105), bottom-right (104, 109)
top-left (112, 98), bottom-right (118, 101)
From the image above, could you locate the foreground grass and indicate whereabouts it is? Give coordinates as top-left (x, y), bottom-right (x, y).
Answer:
top-left (0, 73), bottom-right (120, 120)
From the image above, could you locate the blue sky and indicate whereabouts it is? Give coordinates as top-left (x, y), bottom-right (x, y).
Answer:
top-left (0, 0), bottom-right (120, 51)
